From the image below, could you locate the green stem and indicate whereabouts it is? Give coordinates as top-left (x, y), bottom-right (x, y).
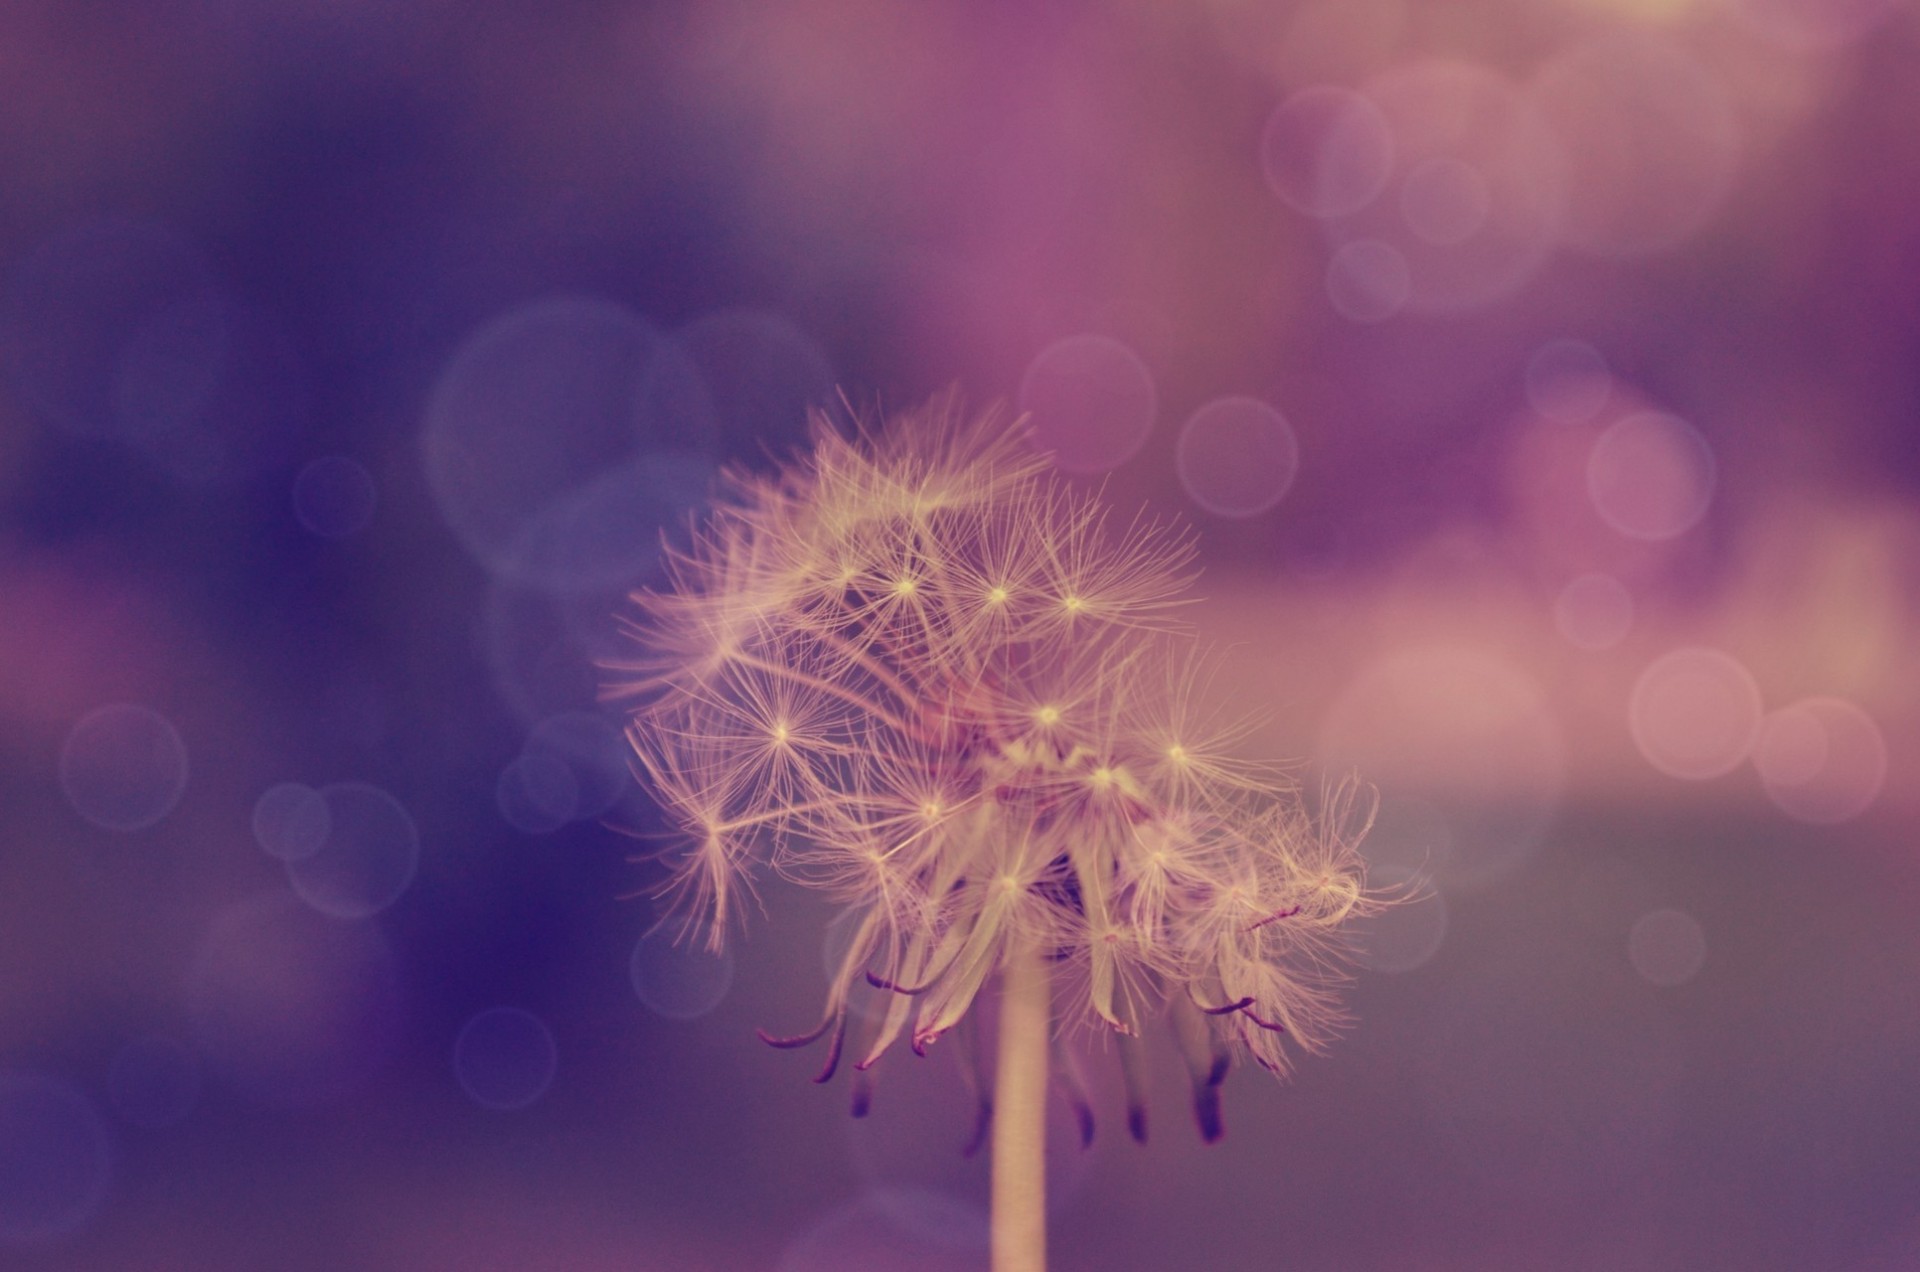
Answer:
top-left (992, 938), bottom-right (1049, 1272)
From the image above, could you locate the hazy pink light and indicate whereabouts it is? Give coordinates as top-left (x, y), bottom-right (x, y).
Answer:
top-left (1753, 696), bottom-right (1887, 824)
top-left (1531, 34), bottom-right (1742, 257)
top-left (1554, 573), bottom-right (1634, 650)
top-left (1720, 0), bottom-right (1903, 50)
top-left (1526, 339), bottom-right (1612, 424)
top-left (1325, 239), bottom-right (1412, 322)
top-left (1587, 410), bottom-right (1716, 541)
top-left (1326, 60), bottom-right (1567, 313)
top-left (1400, 156), bottom-right (1493, 247)
top-left (1316, 647), bottom-right (1564, 892)
top-left (1628, 647), bottom-right (1762, 780)
top-left (1753, 706), bottom-right (1828, 786)
top-left (1505, 398), bottom-right (1695, 581)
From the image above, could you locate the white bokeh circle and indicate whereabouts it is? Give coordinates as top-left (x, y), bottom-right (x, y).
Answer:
top-left (1628, 648), bottom-right (1762, 781)
top-left (1260, 86), bottom-right (1395, 218)
top-left (630, 932), bottom-right (735, 1020)
top-left (1587, 410), bottom-right (1716, 541)
top-left (0, 1072), bottom-right (113, 1245)
top-left (283, 782), bottom-right (421, 919)
top-left (1553, 574), bottom-right (1634, 651)
top-left (1753, 697), bottom-right (1887, 824)
top-left (1018, 335), bottom-right (1157, 474)
top-left (1628, 909), bottom-right (1707, 987)
top-left (251, 782), bottom-right (330, 862)
top-left (452, 1007), bottom-right (560, 1111)
top-left (59, 703), bottom-right (189, 833)
top-left (1175, 397), bottom-right (1300, 517)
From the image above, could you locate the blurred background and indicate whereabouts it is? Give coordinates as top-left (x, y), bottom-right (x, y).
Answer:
top-left (2, 0), bottom-right (1918, 1268)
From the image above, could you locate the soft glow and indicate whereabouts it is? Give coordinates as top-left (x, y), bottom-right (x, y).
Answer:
top-left (495, 752), bottom-right (579, 835)
top-left (1259, 86), bottom-right (1395, 218)
top-left (1628, 909), bottom-right (1707, 986)
top-left (2, 217), bottom-right (312, 484)
top-left (452, 1007), bottom-right (560, 1112)
top-left (1553, 573), bottom-right (1634, 650)
top-left (661, 309), bottom-right (836, 460)
top-left (1315, 648), bottom-right (1563, 892)
top-left (1531, 34), bottom-right (1742, 257)
top-left (1175, 396), bottom-right (1300, 517)
top-left (0, 1072), bottom-right (113, 1245)
top-left (1400, 156), bottom-right (1493, 247)
top-left (629, 931), bottom-right (735, 1020)
top-left (58, 703), bottom-right (189, 833)
top-left (779, 1188), bottom-right (988, 1272)
top-left (1753, 696), bottom-right (1887, 824)
top-left (251, 782), bottom-right (330, 862)
top-left (185, 894), bottom-right (403, 1106)
top-left (292, 456), bottom-right (378, 539)
top-left (1017, 334), bottom-right (1158, 474)
top-left (1721, 0), bottom-right (1903, 49)
top-left (105, 1035), bottom-right (200, 1131)
top-left (0, 217), bottom-right (208, 443)
top-left (283, 782), bottom-right (422, 919)
top-left (1350, 867), bottom-right (1448, 974)
top-left (482, 579), bottom-right (630, 727)
top-left (114, 289), bottom-right (226, 459)
top-left (1358, 794), bottom-right (1455, 877)
top-left (421, 297), bottom-right (713, 593)
top-left (422, 296), bottom-right (651, 571)
top-left (1256, 0), bottom-right (1411, 85)
top-left (1628, 647), bottom-right (1762, 780)
top-left (1587, 410), bottom-right (1716, 541)
top-left (1325, 238), bottom-right (1412, 322)
top-left (1525, 339), bottom-right (1612, 424)
top-left (495, 452), bottom-right (715, 598)
top-left (1570, 856), bottom-right (1660, 937)
top-left (523, 711), bottom-right (632, 822)
top-left (1326, 61), bottom-right (1567, 313)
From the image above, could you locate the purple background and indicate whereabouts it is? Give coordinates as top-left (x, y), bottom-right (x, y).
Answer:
top-left (3, 2), bottom-right (1918, 1268)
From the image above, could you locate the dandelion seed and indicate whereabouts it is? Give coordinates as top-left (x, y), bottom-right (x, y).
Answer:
top-left (608, 397), bottom-right (1376, 1271)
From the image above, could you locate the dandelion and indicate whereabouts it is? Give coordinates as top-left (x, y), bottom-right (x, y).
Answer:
top-left (608, 398), bottom-right (1374, 1272)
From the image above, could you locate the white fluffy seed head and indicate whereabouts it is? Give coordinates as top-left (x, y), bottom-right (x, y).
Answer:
top-left (609, 398), bottom-right (1374, 1079)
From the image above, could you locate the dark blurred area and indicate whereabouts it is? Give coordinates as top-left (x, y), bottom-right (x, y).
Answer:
top-left (3, 1), bottom-right (1919, 1268)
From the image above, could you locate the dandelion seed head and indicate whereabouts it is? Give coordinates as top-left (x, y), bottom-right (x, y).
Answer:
top-left (610, 397), bottom-right (1374, 1112)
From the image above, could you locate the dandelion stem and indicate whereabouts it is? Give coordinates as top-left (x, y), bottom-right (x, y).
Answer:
top-left (992, 936), bottom-right (1049, 1272)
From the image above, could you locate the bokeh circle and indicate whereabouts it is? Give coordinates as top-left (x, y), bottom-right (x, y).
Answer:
top-left (59, 703), bottom-right (189, 833)
top-left (0, 1072), bottom-right (113, 1245)
top-left (452, 1007), bottom-right (560, 1111)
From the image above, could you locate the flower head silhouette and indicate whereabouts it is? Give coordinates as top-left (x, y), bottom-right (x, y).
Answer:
top-left (608, 399), bottom-right (1372, 1155)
